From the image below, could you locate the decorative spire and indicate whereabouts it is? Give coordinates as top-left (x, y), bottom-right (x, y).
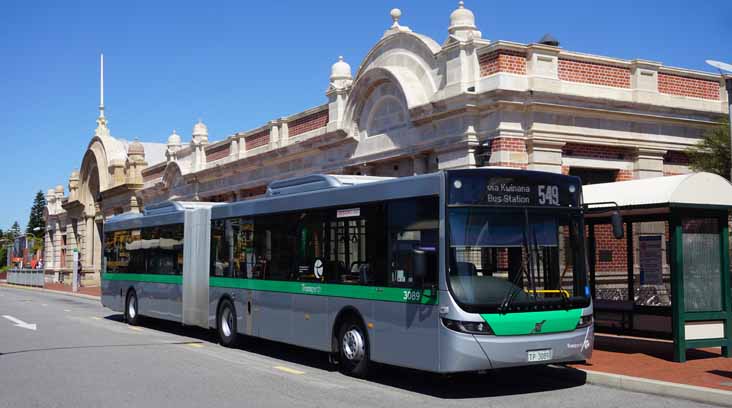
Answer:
top-left (95, 53), bottom-right (110, 137)
top-left (446, 1), bottom-right (482, 43)
top-left (382, 7), bottom-right (411, 38)
top-left (390, 8), bottom-right (401, 28)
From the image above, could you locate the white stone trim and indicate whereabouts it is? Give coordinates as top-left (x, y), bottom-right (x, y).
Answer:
top-left (562, 156), bottom-right (633, 171)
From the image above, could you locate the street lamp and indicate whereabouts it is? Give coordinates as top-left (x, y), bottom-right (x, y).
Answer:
top-left (705, 59), bottom-right (732, 181)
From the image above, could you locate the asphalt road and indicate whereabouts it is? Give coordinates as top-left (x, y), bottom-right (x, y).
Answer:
top-left (0, 286), bottom-right (716, 408)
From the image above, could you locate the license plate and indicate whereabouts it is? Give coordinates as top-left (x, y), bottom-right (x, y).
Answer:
top-left (527, 349), bottom-right (553, 362)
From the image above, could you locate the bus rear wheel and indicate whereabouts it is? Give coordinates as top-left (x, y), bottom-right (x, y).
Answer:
top-left (125, 290), bottom-right (140, 326)
top-left (338, 319), bottom-right (369, 377)
top-left (217, 299), bottom-right (239, 348)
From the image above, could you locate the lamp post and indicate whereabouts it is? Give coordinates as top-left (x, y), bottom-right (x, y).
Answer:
top-left (705, 60), bottom-right (732, 181)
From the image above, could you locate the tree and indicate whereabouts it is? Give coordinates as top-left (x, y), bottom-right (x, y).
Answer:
top-left (9, 221), bottom-right (21, 239)
top-left (27, 190), bottom-right (46, 234)
top-left (685, 119), bottom-right (731, 180)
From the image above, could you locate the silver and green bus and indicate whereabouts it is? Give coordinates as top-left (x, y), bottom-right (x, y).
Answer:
top-left (102, 168), bottom-right (594, 376)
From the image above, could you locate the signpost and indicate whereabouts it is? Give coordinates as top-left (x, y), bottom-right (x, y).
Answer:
top-left (705, 60), bottom-right (732, 181)
top-left (72, 248), bottom-right (79, 293)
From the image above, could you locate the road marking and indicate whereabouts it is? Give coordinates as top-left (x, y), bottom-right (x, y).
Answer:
top-left (129, 327), bottom-right (143, 331)
top-left (273, 366), bottom-right (305, 375)
top-left (64, 309), bottom-right (71, 312)
top-left (186, 343), bottom-right (204, 348)
top-left (41, 304), bottom-right (48, 307)
top-left (2, 315), bottom-right (37, 331)
top-left (91, 317), bottom-right (101, 320)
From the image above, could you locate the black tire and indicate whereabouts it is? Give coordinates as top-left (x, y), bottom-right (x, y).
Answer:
top-left (217, 299), bottom-right (239, 348)
top-left (125, 290), bottom-right (140, 326)
top-left (337, 318), bottom-right (369, 377)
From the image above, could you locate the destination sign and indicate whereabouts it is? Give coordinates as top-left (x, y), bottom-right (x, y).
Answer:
top-left (447, 170), bottom-right (579, 207)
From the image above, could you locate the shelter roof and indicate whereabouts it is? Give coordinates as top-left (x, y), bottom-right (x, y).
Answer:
top-left (583, 173), bottom-right (732, 215)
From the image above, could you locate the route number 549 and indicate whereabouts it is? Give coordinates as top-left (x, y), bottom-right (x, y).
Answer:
top-left (538, 185), bottom-right (559, 205)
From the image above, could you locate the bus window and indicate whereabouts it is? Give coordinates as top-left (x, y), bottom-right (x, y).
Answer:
top-left (292, 205), bottom-right (387, 285)
top-left (388, 196), bottom-right (439, 286)
top-left (295, 210), bottom-right (328, 282)
top-left (252, 214), bottom-right (298, 281)
top-left (107, 224), bottom-right (184, 276)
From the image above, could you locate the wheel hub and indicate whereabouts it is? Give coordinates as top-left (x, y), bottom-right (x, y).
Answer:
top-left (342, 328), bottom-right (365, 361)
top-left (221, 307), bottom-right (232, 337)
top-left (128, 298), bottom-right (136, 319)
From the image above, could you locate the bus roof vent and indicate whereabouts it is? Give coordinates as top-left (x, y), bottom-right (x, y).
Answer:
top-left (142, 201), bottom-right (220, 216)
top-left (266, 174), bottom-right (393, 197)
top-left (143, 201), bottom-right (186, 216)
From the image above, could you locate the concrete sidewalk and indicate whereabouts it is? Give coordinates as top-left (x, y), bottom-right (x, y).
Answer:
top-left (0, 281), bottom-right (100, 300)
top-left (569, 333), bottom-right (732, 406)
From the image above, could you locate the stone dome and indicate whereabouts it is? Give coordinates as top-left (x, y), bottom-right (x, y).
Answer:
top-left (55, 185), bottom-right (64, 194)
top-left (128, 140), bottom-right (145, 157)
top-left (449, 1), bottom-right (476, 31)
top-left (330, 56), bottom-right (352, 80)
top-left (167, 129), bottom-right (182, 146)
top-left (47, 189), bottom-right (55, 197)
top-left (70, 170), bottom-right (80, 179)
top-left (192, 120), bottom-right (208, 137)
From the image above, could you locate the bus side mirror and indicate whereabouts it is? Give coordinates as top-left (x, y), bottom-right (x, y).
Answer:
top-left (611, 211), bottom-right (624, 239)
top-left (412, 249), bottom-right (427, 284)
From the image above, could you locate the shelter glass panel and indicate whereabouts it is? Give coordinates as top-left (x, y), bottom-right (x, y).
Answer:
top-left (682, 218), bottom-right (722, 312)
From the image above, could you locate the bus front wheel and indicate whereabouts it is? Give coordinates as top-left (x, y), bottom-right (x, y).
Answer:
top-left (217, 299), bottom-right (239, 348)
top-left (338, 319), bottom-right (369, 377)
top-left (125, 290), bottom-right (140, 326)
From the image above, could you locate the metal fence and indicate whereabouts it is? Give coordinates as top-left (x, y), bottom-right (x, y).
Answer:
top-left (7, 269), bottom-right (45, 287)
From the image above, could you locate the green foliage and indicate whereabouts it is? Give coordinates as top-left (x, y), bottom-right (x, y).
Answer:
top-left (27, 190), bottom-right (46, 234)
top-left (685, 120), bottom-right (731, 180)
top-left (9, 221), bottom-right (21, 239)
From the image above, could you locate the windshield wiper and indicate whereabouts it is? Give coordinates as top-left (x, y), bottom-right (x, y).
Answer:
top-left (498, 210), bottom-right (535, 313)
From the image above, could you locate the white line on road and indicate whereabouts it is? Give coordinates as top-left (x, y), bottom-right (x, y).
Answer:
top-left (42, 304), bottom-right (48, 307)
top-left (2, 315), bottom-right (37, 331)
top-left (64, 309), bottom-right (71, 312)
top-left (273, 366), bottom-right (305, 375)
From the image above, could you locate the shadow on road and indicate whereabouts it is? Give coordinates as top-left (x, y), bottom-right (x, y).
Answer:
top-left (108, 313), bottom-right (588, 399)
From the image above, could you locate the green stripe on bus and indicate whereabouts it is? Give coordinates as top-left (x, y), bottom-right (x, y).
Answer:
top-left (480, 309), bottom-right (582, 336)
top-left (102, 273), bottom-right (182, 285)
top-left (209, 277), bottom-right (437, 305)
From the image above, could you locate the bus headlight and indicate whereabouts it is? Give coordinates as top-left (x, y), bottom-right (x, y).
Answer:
top-left (442, 318), bottom-right (494, 335)
top-left (576, 314), bottom-right (593, 329)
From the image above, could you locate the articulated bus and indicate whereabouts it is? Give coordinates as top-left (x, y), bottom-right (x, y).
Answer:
top-left (102, 168), bottom-right (595, 376)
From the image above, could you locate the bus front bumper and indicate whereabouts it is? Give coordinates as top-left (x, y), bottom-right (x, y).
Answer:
top-left (439, 325), bottom-right (593, 373)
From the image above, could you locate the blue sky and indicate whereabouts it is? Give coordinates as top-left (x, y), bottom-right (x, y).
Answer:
top-left (1, 0), bottom-right (730, 230)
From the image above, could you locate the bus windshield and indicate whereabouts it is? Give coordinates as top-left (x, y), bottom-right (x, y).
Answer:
top-left (447, 207), bottom-right (589, 312)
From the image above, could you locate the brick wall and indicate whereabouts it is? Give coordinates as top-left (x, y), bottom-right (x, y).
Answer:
top-left (479, 50), bottom-right (527, 77)
top-left (615, 170), bottom-right (633, 181)
top-left (558, 59), bottom-right (631, 88)
top-left (245, 129), bottom-right (270, 150)
top-left (206, 144), bottom-right (231, 162)
top-left (658, 73), bottom-right (720, 100)
top-left (239, 186), bottom-right (267, 199)
top-left (142, 166), bottom-right (165, 182)
top-left (594, 224), bottom-right (628, 273)
top-left (490, 137), bottom-right (526, 152)
top-left (562, 143), bottom-right (634, 160)
top-left (288, 109), bottom-right (329, 137)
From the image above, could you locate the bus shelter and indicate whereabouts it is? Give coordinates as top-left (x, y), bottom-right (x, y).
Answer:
top-left (583, 172), bottom-right (732, 362)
